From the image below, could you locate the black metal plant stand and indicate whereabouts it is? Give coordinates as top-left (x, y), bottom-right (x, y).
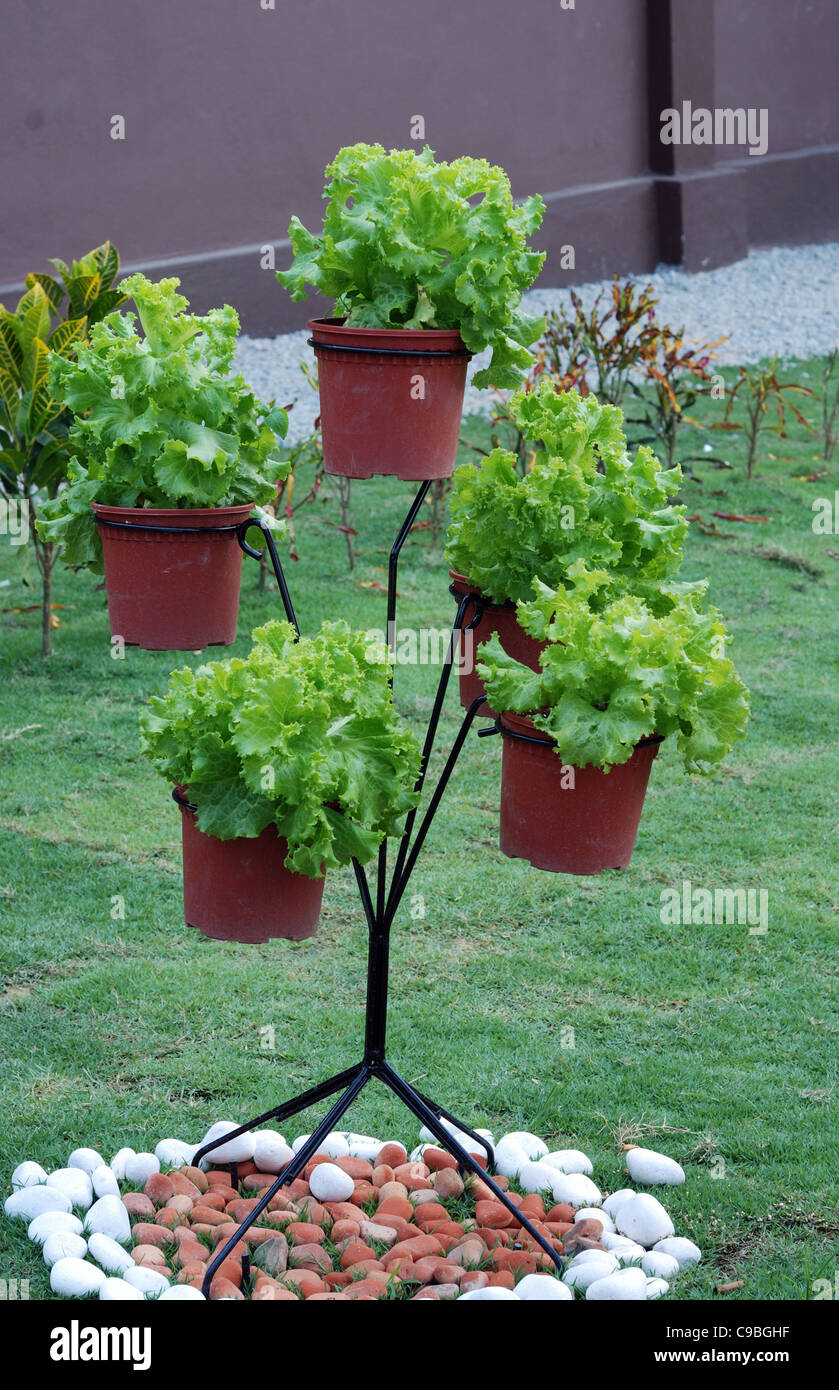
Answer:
top-left (191, 488), bottom-right (564, 1295)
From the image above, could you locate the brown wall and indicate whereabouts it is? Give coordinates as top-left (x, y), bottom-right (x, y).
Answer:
top-left (1, 0), bottom-right (836, 332)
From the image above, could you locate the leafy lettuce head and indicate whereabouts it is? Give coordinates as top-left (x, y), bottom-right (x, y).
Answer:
top-left (140, 619), bottom-right (422, 878)
top-left (277, 143), bottom-right (546, 389)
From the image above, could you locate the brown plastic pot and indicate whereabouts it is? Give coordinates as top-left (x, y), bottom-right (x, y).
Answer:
top-left (92, 502), bottom-right (254, 650)
top-left (309, 319), bottom-right (470, 480)
top-left (177, 790), bottom-right (324, 942)
top-left (498, 712), bottom-right (662, 875)
top-left (449, 571), bottom-right (547, 719)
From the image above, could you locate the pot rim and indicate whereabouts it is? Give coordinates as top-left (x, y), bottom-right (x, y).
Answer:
top-left (498, 710), bottom-right (664, 753)
top-left (92, 501), bottom-right (255, 525)
top-left (448, 569), bottom-right (516, 612)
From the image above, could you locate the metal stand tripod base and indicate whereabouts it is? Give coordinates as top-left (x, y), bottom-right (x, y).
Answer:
top-left (194, 1056), bottom-right (563, 1296)
top-left (190, 486), bottom-right (565, 1297)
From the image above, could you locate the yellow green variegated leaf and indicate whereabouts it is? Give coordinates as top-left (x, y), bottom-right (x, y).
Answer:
top-left (90, 241), bottom-right (120, 288)
top-left (0, 315), bottom-right (23, 379)
top-left (86, 288), bottom-right (127, 326)
top-left (27, 380), bottom-right (63, 439)
top-left (23, 337), bottom-right (50, 392)
top-left (68, 273), bottom-right (101, 315)
top-left (48, 316), bottom-right (88, 358)
top-left (25, 272), bottom-right (63, 312)
top-left (16, 288), bottom-right (51, 352)
top-left (0, 364), bottom-right (20, 427)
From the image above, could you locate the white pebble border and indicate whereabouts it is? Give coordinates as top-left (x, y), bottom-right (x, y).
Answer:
top-left (5, 1126), bottom-right (701, 1301)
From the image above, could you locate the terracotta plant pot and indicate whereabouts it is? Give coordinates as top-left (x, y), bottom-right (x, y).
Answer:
top-left (498, 712), bottom-right (662, 875)
top-left (449, 571), bottom-right (547, 719)
top-left (92, 502), bottom-right (254, 650)
top-left (177, 791), bottom-right (324, 942)
top-left (309, 319), bottom-right (470, 480)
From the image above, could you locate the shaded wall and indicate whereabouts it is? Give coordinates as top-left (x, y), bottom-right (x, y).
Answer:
top-left (0, 0), bottom-right (836, 332)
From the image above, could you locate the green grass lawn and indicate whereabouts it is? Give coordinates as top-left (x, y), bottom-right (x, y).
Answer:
top-left (1, 358), bottom-right (838, 1300)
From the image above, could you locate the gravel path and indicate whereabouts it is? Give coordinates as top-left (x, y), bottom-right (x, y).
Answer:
top-left (234, 242), bottom-right (839, 443)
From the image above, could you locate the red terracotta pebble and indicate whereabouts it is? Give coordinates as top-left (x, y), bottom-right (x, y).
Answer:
top-left (340, 1242), bottom-right (378, 1270)
top-left (423, 1147), bottom-right (458, 1172)
top-left (376, 1142), bottom-right (408, 1167)
top-left (179, 1166), bottom-right (209, 1193)
top-left (144, 1173), bottom-right (176, 1206)
top-left (288, 1221), bottom-right (326, 1246)
top-left (132, 1245), bottom-right (168, 1267)
top-left (209, 1277), bottom-right (244, 1301)
top-left (546, 1203), bottom-right (575, 1224)
top-left (131, 1222), bottom-right (174, 1248)
top-left (281, 1270), bottom-right (326, 1298)
top-left (121, 1193), bottom-right (155, 1219)
top-left (169, 1172), bottom-right (203, 1199)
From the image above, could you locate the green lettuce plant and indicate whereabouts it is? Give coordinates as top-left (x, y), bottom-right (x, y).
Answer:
top-left (446, 380), bottom-right (686, 604)
top-left (36, 275), bottom-right (290, 571)
top-left (277, 143), bottom-right (546, 389)
top-left (139, 619), bottom-right (423, 877)
top-left (477, 562), bottom-right (749, 773)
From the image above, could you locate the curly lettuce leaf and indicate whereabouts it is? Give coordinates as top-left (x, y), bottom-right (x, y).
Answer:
top-left (36, 275), bottom-right (289, 568)
top-left (139, 619), bottom-right (423, 877)
top-left (277, 143), bottom-right (545, 389)
top-left (478, 570), bottom-right (749, 773)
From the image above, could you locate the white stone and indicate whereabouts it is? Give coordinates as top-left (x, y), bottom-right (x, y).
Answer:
top-left (320, 1132), bottom-right (352, 1159)
top-left (158, 1284), bottom-right (206, 1300)
top-left (4, 1185), bottom-right (72, 1221)
top-left (88, 1232), bottom-right (134, 1274)
top-left (43, 1232), bottom-right (88, 1267)
top-left (601, 1231), bottom-right (644, 1256)
top-left (85, 1194), bottom-right (131, 1244)
top-left (48, 1167), bottom-right (93, 1210)
top-left (493, 1136), bottom-right (529, 1178)
top-left (551, 1172), bottom-right (602, 1208)
top-left (123, 1152), bottom-right (160, 1185)
top-left (100, 1277), bottom-right (145, 1301)
top-left (67, 1147), bottom-right (105, 1175)
top-left (12, 1161), bottom-right (48, 1190)
top-left (602, 1188), bottom-right (636, 1220)
top-left (646, 1277), bottom-right (670, 1299)
top-left (574, 1206), bottom-right (615, 1232)
top-left (91, 1165), bottom-right (120, 1199)
top-left (498, 1131), bottom-right (548, 1160)
top-left (614, 1242), bottom-right (647, 1267)
top-left (253, 1130), bottom-right (295, 1174)
top-left (410, 1143), bottom-right (429, 1162)
top-left (197, 1122), bottom-right (254, 1167)
top-left (652, 1236), bottom-right (702, 1269)
top-left (514, 1273), bottom-right (573, 1301)
top-left (615, 1193), bottom-right (674, 1248)
top-left (309, 1162), bottom-right (355, 1203)
top-left (109, 1148), bottom-right (135, 1181)
top-left (28, 1210), bottom-right (84, 1244)
top-left (568, 1248), bottom-right (618, 1266)
top-left (642, 1251), bottom-right (680, 1280)
top-left (155, 1138), bottom-right (197, 1167)
top-left (458, 1287), bottom-right (520, 1301)
top-left (123, 1265), bottom-right (170, 1295)
top-left (420, 1116), bottom-right (489, 1155)
top-left (586, 1266), bottom-right (648, 1301)
top-left (625, 1147), bottom-right (686, 1187)
top-left (543, 1149), bottom-right (593, 1176)
top-left (50, 1256), bottom-right (107, 1298)
top-left (518, 1160), bottom-right (560, 1195)
top-left (343, 1133), bottom-right (386, 1162)
top-left (563, 1256), bottom-right (618, 1291)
